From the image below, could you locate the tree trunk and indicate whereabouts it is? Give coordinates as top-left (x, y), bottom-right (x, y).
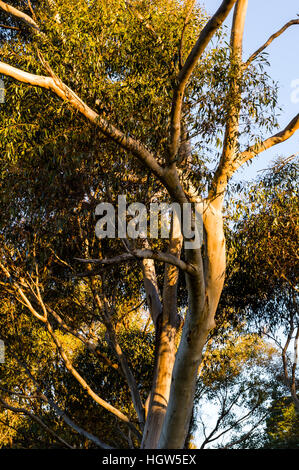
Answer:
top-left (141, 318), bottom-right (178, 448)
top-left (142, 217), bottom-right (182, 448)
top-left (158, 203), bottom-right (226, 448)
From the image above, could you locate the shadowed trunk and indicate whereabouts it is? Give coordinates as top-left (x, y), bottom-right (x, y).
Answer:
top-left (142, 217), bottom-right (182, 448)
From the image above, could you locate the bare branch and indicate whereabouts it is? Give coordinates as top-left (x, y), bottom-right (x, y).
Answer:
top-left (282, 320), bottom-right (294, 388)
top-left (203, 401), bottom-right (262, 446)
top-left (0, 0), bottom-right (40, 31)
top-left (236, 113), bottom-right (299, 169)
top-left (0, 23), bottom-right (19, 30)
top-left (75, 249), bottom-right (198, 275)
top-left (223, 412), bottom-right (269, 449)
top-left (200, 389), bottom-right (241, 448)
top-left (245, 19), bottom-right (299, 67)
top-left (0, 397), bottom-right (74, 449)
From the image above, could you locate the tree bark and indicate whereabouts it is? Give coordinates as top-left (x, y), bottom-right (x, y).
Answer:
top-left (142, 216), bottom-right (182, 448)
top-left (158, 202), bottom-right (226, 448)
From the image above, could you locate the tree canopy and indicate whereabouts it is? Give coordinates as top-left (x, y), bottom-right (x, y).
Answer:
top-left (0, 0), bottom-right (298, 450)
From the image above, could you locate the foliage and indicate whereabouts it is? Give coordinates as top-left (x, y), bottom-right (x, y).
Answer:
top-left (264, 397), bottom-right (299, 449)
top-left (221, 159), bottom-right (298, 331)
top-left (0, 0), bottom-right (297, 449)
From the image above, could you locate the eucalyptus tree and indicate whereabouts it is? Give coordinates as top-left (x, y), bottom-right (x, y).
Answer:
top-left (0, 0), bottom-right (298, 449)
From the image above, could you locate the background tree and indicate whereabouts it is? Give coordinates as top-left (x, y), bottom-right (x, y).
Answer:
top-left (223, 159), bottom-right (298, 410)
top-left (190, 322), bottom-right (279, 449)
top-left (187, 158), bottom-right (298, 449)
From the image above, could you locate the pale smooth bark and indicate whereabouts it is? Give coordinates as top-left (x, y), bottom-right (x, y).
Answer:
top-left (156, 3), bottom-right (246, 447)
top-left (291, 327), bottom-right (299, 413)
top-left (142, 215), bottom-right (183, 448)
top-left (282, 323), bottom-right (299, 414)
top-left (142, 257), bottom-right (163, 328)
top-left (210, 0), bottom-right (248, 204)
top-left (0, 0), bottom-right (40, 30)
top-left (236, 113), bottom-right (299, 169)
top-left (158, 202), bottom-right (225, 448)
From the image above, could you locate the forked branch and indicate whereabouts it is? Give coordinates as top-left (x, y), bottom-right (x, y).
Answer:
top-left (168, 0), bottom-right (237, 162)
top-left (75, 249), bottom-right (198, 275)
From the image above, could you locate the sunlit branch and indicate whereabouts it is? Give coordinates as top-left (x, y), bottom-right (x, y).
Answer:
top-left (0, 60), bottom-right (167, 187)
top-left (236, 113), bottom-right (299, 168)
top-left (245, 19), bottom-right (299, 67)
top-left (209, 0), bottom-right (248, 205)
top-left (0, 23), bottom-right (19, 30)
top-left (0, 0), bottom-right (40, 31)
top-left (0, 397), bottom-right (74, 449)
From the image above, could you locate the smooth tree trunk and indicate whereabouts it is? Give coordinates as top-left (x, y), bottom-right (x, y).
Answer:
top-left (142, 217), bottom-right (183, 448)
top-left (158, 203), bottom-right (226, 448)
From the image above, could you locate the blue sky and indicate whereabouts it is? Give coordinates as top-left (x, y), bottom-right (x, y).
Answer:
top-left (201, 0), bottom-right (299, 181)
